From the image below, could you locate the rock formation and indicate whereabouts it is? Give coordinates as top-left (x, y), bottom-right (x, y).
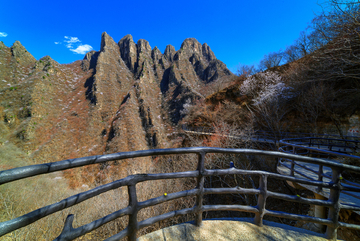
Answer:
top-left (164, 45), bottom-right (175, 62)
top-left (0, 33), bottom-right (234, 187)
top-left (11, 41), bottom-right (36, 64)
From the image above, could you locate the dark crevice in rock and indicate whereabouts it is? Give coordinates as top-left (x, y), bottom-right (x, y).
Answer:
top-left (139, 102), bottom-right (154, 148)
top-left (89, 52), bottom-right (99, 69)
top-left (84, 75), bottom-right (97, 105)
top-left (121, 93), bottom-right (130, 106)
top-left (101, 129), bottom-right (107, 136)
top-left (106, 126), bottom-right (116, 143)
top-left (139, 104), bottom-right (147, 129)
top-left (148, 110), bottom-right (152, 126)
top-left (160, 68), bottom-right (171, 93)
top-left (83, 51), bottom-right (98, 105)
top-left (152, 133), bottom-right (157, 147)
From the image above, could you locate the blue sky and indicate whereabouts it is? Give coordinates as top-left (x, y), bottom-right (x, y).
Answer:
top-left (0, 0), bottom-right (323, 73)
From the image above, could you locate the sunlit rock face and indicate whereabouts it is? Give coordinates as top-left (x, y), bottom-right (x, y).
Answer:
top-left (0, 33), bottom-right (233, 181)
top-left (118, 34), bottom-right (138, 73)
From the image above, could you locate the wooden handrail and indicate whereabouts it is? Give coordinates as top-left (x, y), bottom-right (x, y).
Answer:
top-left (1, 147), bottom-right (360, 240)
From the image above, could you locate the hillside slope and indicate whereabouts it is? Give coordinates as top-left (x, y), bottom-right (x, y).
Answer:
top-left (0, 33), bottom-right (234, 186)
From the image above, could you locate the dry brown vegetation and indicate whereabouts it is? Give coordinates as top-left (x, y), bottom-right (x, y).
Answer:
top-left (1, 1), bottom-right (360, 240)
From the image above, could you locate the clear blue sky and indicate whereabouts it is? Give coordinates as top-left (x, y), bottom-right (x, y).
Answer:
top-left (0, 0), bottom-right (323, 73)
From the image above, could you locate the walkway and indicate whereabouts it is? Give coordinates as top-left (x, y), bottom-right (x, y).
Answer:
top-left (277, 159), bottom-right (360, 215)
top-left (139, 219), bottom-right (328, 241)
top-left (183, 126), bottom-right (360, 212)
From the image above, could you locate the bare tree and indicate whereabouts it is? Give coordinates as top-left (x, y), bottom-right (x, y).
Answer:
top-left (253, 95), bottom-right (291, 146)
top-left (236, 63), bottom-right (258, 77)
top-left (283, 29), bottom-right (328, 64)
top-left (283, 45), bottom-right (302, 63)
top-left (258, 51), bottom-right (283, 70)
top-left (309, 0), bottom-right (360, 85)
top-left (293, 79), bottom-right (349, 137)
top-left (296, 31), bottom-right (313, 57)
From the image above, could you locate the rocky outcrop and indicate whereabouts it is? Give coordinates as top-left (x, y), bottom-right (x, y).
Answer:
top-left (152, 47), bottom-right (169, 80)
top-left (118, 34), bottom-right (138, 72)
top-left (178, 38), bottom-right (203, 60)
top-left (92, 32), bottom-right (134, 119)
top-left (159, 38), bottom-right (233, 123)
top-left (202, 43), bottom-right (216, 62)
top-left (11, 41), bottom-right (36, 64)
top-left (0, 41), bottom-right (6, 49)
top-left (164, 45), bottom-right (175, 62)
top-left (152, 47), bottom-right (162, 64)
top-left (34, 56), bottom-right (60, 74)
top-left (203, 59), bottom-right (233, 83)
top-left (0, 32), bottom-right (234, 167)
top-left (136, 39), bottom-right (152, 78)
top-left (0, 32), bottom-right (236, 191)
top-left (81, 50), bottom-right (99, 71)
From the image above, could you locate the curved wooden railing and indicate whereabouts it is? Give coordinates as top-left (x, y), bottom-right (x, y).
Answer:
top-left (1, 147), bottom-right (360, 240)
top-left (182, 125), bottom-right (360, 145)
top-left (278, 137), bottom-right (360, 201)
top-left (279, 137), bottom-right (360, 156)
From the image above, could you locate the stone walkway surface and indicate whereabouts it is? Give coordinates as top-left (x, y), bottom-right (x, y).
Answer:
top-left (138, 219), bottom-right (330, 241)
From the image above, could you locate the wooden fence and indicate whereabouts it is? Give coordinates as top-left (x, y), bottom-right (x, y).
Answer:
top-left (1, 147), bottom-right (360, 240)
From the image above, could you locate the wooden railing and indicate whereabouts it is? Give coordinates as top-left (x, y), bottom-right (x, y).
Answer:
top-left (182, 125), bottom-right (360, 146)
top-left (1, 147), bottom-right (360, 240)
top-left (280, 137), bottom-right (360, 156)
top-left (278, 137), bottom-right (360, 202)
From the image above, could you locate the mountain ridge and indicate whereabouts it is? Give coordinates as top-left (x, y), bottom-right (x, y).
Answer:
top-left (0, 32), bottom-right (234, 187)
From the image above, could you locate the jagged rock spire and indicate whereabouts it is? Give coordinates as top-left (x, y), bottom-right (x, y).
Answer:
top-left (202, 43), bottom-right (216, 61)
top-left (118, 34), bottom-right (138, 72)
top-left (100, 32), bottom-right (120, 53)
top-left (11, 41), bottom-right (36, 63)
top-left (164, 45), bottom-right (175, 62)
top-left (137, 39), bottom-right (152, 54)
top-left (152, 46), bottom-right (162, 63)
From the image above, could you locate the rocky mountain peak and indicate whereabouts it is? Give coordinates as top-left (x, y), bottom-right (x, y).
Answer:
top-left (120, 34), bottom-right (134, 43)
top-left (118, 34), bottom-right (138, 72)
top-left (0, 32), bottom-right (235, 178)
top-left (10, 40), bottom-right (36, 64)
top-left (0, 41), bottom-right (6, 49)
top-left (11, 40), bottom-right (25, 52)
top-left (202, 43), bottom-right (216, 62)
top-left (137, 39), bottom-right (152, 54)
top-left (34, 55), bottom-right (59, 74)
top-left (164, 45), bottom-right (175, 62)
top-left (151, 46), bottom-right (162, 62)
top-left (81, 50), bottom-right (99, 71)
top-left (100, 32), bottom-right (118, 53)
top-left (174, 38), bottom-right (206, 62)
top-left (180, 38), bottom-right (203, 55)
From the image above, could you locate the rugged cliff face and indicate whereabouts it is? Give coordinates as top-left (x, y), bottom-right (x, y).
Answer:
top-left (0, 33), bottom-right (233, 186)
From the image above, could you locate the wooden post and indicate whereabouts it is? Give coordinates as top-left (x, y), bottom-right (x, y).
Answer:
top-left (290, 147), bottom-right (296, 177)
top-left (325, 168), bottom-right (342, 240)
top-left (317, 165), bottom-right (323, 192)
top-left (254, 174), bottom-right (267, 226)
top-left (195, 152), bottom-right (205, 227)
top-left (128, 184), bottom-right (138, 241)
